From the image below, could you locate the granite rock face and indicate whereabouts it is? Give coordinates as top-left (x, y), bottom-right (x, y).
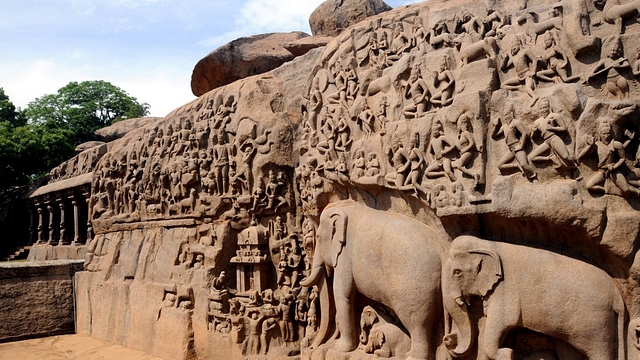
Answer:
top-left (94, 117), bottom-right (163, 142)
top-left (48, 0), bottom-right (640, 359)
top-left (309, 0), bottom-right (392, 37)
top-left (191, 32), bottom-right (310, 97)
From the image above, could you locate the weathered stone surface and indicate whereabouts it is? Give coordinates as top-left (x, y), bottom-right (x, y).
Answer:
top-left (308, 0), bottom-right (392, 37)
top-left (94, 117), bottom-right (163, 142)
top-left (22, 0), bottom-right (640, 359)
top-left (191, 32), bottom-right (310, 97)
top-left (75, 141), bottom-right (106, 153)
top-left (283, 36), bottom-right (333, 57)
top-left (0, 260), bottom-right (83, 342)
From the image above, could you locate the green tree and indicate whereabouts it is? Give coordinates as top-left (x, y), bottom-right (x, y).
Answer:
top-left (23, 80), bottom-right (150, 145)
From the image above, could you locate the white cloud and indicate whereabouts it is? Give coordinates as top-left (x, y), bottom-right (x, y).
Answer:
top-left (0, 56), bottom-right (194, 118)
top-left (199, 0), bottom-right (323, 49)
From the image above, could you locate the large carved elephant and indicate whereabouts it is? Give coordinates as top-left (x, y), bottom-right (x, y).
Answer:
top-left (300, 200), bottom-right (448, 360)
top-left (442, 235), bottom-right (626, 360)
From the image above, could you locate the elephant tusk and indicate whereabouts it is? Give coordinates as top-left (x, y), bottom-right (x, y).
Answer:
top-left (454, 296), bottom-right (465, 306)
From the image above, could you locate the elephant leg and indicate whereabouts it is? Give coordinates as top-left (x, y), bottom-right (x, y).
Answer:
top-left (333, 277), bottom-right (358, 352)
top-left (482, 322), bottom-right (512, 360)
top-left (395, 305), bottom-right (435, 360)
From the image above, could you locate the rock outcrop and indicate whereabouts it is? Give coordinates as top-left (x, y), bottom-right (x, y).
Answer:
top-left (94, 117), bottom-right (162, 142)
top-left (309, 0), bottom-right (392, 37)
top-left (191, 32), bottom-right (309, 97)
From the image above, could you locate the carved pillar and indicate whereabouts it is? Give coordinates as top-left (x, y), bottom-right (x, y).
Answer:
top-left (71, 196), bottom-right (80, 245)
top-left (85, 193), bottom-right (93, 243)
top-left (58, 200), bottom-right (67, 246)
top-left (27, 207), bottom-right (34, 245)
top-left (47, 203), bottom-right (54, 245)
top-left (36, 205), bottom-right (43, 245)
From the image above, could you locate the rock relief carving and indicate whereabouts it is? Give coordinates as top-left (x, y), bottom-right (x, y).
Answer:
top-left (77, 1), bottom-right (640, 359)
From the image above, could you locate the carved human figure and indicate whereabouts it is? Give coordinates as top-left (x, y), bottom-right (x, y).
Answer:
top-left (334, 108), bottom-right (352, 152)
top-left (308, 77), bottom-right (323, 132)
top-left (389, 21), bottom-right (411, 59)
top-left (246, 310), bottom-right (264, 355)
top-left (265, 170), bottom-right (288, 211)
top-left (403, 64), bottom-right (430, 118)
top-left (260, 317), bottom-right (278, 354)
top-left (491, 104), bottom-right (537, 180)
top-left (404, 133), bottom-right (429, 195)
top-left (536, 35), bottom-right (580, 84)
top-left (587, 38), bottom-right (630, 99)
top-left (452, 114), bottom-right (479, 184)
top-left (357, 99), bottom-right (375, 136)
top-left (426, 120), bottom-right (458, 182)
top-left (351, 149), bottom-right (366, 179)
top-left (345, 65), bottom-right (359, 105)
top-left (278, 288), bottom-right (296, 342)
top-left (327, 63), bottom-right (349, 109)
top-left (431, 57), bottom-right (456, 107)
top-left (457, 12), bottom-right (485, 43)
top-left (316, 108), bottom-right (337, 158)
top-left (385, 136), bottom-right (411, 189)
top-left (212, 130), bottom-right (234, 195)
top-left (501, 41), bottom-right (538, 104)
top-left (411, 16), bottom-right (428, 51)
top-left (366, 153), bottom-right (381, 177)
top-left (528, 98), bottom-right (579, 173)
top-left (578, 118), bottom-right (640, 196)
top-left (376, 96), bottom-right (389, 134)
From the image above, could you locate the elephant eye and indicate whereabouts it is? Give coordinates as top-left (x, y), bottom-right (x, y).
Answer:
top-left (453, 269), bottom-right (462, 276)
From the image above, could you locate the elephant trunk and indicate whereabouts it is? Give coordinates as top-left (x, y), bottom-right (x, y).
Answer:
top-left (310, 270), bottom-right (335, 349)
top-left (443, 280), bottom-right (475, 357)
top-left (300, 264), bottom-right (323, 287)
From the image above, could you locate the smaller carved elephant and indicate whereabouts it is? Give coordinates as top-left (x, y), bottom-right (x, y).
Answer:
top-left (358, 305), bottom-right (411, 358)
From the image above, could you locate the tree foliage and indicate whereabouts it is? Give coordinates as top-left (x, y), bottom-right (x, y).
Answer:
top-left (23, 80), bottom-right (150, 144)
top-left (0, 81), bottom-right (149, 192)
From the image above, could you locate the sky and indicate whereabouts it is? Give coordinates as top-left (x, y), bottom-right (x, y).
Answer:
top-left (0, 0), bottom-right (422, 117)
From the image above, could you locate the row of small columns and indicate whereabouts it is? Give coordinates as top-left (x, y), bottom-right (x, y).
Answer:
top-left (31, 192), bottom-right (92, 246)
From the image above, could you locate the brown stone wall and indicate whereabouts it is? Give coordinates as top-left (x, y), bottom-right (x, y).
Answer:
top-left (0, 260), bottom-right (84, 342)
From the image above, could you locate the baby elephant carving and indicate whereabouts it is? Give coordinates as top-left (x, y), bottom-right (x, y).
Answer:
top-left (358, 305), bottom-right (411, 358)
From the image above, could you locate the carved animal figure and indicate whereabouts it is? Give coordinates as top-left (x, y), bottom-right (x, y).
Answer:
top-left (169, 188), bottom-right (197, 215)
top-left (359, 305), bottom-right (411, 358)
top-left (456, 37), bottom-right (497, 66)
top-left (300, 200), bottom-right (447, 360)
top-left (443, 235), bottom-right (626, 360)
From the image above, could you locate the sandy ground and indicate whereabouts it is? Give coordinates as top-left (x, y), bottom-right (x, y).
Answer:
top-left (0, 335), bottom-right (164, 360)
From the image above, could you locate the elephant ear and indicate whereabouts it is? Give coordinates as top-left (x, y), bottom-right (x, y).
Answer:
top-left (469, 249), bottom-right (503, 297)
top-left (330, 211), bottom-right (348, 268)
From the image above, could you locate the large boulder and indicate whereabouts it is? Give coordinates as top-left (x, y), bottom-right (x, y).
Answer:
top-left (94, 117), bottom-right (162, 142)
top-left (190, 32), bottom-right (309, 97)
top-left (309, 0), bottom-right (392, 37)
top-left (283, 35), bottom-right (334, 56)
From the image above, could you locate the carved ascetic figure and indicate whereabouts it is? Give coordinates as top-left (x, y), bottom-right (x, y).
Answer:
top-left (442, 235), bottom-right (626, 360)
top-left (300, 201), bottom-right (446, 360)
